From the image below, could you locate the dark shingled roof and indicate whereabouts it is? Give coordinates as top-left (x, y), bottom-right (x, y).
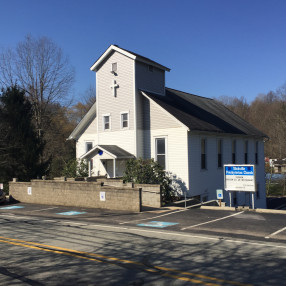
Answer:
top-left (91, 45), bottom-right (170, 72)
top-left (141, 88), bottom-right (267, 138)
top-left (81, 145), bottom-right (134, 159)
top-left (113, 45), bottom-right (170, 71)
top-left (98, 145), bottom-right (134, 158)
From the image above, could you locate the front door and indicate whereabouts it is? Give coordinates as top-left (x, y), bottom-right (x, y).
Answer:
top-left (105, 160), bottom-right (114, 178)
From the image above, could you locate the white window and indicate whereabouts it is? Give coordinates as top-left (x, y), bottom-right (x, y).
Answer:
top-left (103, 114), bottom-right (110, 130)
top-left (121, 112), bottom-right (129, 129)
top-left (111, 62), bottom-right (117, 73)
top-left (155, 137), bottom-right (166, 169)
top-left (86, 142), bottom-right (93, 152)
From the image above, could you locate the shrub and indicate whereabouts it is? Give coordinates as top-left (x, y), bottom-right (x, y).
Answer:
top-left (62, 158), bottom-right (89, 178)
top-left (123, 158), bottom-right (175, 202)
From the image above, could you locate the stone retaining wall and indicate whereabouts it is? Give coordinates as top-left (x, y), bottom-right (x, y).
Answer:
top-left (134, 184), bottom-right (162, 208)
top-left (9, 180), bottom-right (142, 212)
top-left (83, 178), bottom-right (162, 208)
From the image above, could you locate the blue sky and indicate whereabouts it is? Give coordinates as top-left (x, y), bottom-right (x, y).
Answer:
top-left (1, 0), bottom-right (286, 103)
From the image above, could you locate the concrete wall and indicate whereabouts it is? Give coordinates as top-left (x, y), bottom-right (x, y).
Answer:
top-left (135, 184), bottom-right (162, 208)
top-left (9, 180), bottom-right (142, 212)
top-left (98, 178), bottom-right (162, 207)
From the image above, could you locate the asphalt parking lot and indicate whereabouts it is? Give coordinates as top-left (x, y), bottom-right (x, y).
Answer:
top-left (0, 202), bottom-right (285, 244)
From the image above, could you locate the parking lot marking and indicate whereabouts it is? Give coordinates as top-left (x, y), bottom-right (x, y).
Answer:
top-left (119, 208), bottom-right (187, 225)
top-left (63, 222), bottom-right (88, 226)
top-left (56, 211), bottom-right (87, 216)
top-left (30, 207), bottom-right (59, 212)
top-left (181, 211), bottom-right (244, 230)
top-left (265, 226), bottom-right (286, 239)
top-left (0, 206), bottom-right (24, 210)
top-left (137, 221), bottom-right (179, 228)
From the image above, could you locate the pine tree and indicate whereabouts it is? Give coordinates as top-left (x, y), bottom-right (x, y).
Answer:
top-left (0, 86), bottom-right (47, 182)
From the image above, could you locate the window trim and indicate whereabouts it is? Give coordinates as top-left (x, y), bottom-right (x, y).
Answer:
top-left (154, 136), bottom-right (168, 170)
top-left (201, 138), bottom-right (207, 170)
top-left (102, 113), bottom-right (111, 131)
top-left (244, 140), bottom-right (248, 164)
top-left (232, 140), bottom-right (236, 164)
top-left (217, 139), bottom-right (223, 168)
top-left (256, 183), bottom-right (260, 199)
top-left (85, 141), bottom-right (93, 153)
top-left (255, 141), bottom-right (259, 164)
top-left (120, 111), bottom-right (129, 129)
top-left (111, 62), bottom-right (117, 73)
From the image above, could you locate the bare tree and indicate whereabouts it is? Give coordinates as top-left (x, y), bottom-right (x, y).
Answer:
top-left (0, 35), bottom-right (75, 134)
top-left (68, 85), bottom-right (96, 124)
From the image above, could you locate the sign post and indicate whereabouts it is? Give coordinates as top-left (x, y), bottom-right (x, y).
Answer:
top-left (224, 165), bottom-right (256, 209)
top-left (216, 189), bottom-right (223, 207)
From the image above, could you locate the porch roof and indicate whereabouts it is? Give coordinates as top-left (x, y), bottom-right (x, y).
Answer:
top-left (80, 145), bottom-right (135, 160)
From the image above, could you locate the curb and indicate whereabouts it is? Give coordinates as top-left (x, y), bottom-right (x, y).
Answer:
top-left (200, 206), bottom-right (236, 211)
top-left (200, 205), bottom-right (286, 214)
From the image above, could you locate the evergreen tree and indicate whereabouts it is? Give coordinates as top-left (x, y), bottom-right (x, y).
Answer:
top-left (0, 86), bottom-right (47, 182)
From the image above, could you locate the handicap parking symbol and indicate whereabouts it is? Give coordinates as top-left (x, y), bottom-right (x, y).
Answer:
top-left (137, 221), bottom-right (178, 228)
top-left (57, 211), bottom-right (87, 216)
top-left (0, 206), bottom-right (24, 210)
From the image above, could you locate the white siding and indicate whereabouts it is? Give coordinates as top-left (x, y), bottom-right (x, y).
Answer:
top-left (95, 51), bottom-right (136, 157)
top-left (137, 96), bottom-right (182, 159)
top-left (188, 134), bottom-right (266, 208)
top-left (136, 61), bottom-right (165, 94)
top-left (147, 96), bottom-right (181, 130)
top-left (148, 127), bottom-right (189, 196)
top-left (98, 130), bottom-right (135, 155)
top-left (97, 51), bottom-right (135, 133)
top-left (76, 116), bottom-right (98, 159)
top-left (82, 116), bottom-right (97, 134)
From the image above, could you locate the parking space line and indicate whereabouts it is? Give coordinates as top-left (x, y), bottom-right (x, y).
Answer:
top-left (0, 213), bottom-right (15, 217)
top-left (30, 207), bottom-right (59, 212)
top-left (61, 221), bottom-right (88, 226)
top-left (181, 211), bottom-right (244, 230)
top-left (59, 222), bottom-right (286, 249)
top-left (265, 226), bottom-right (286, 239)
top-left (119, 208), bottom-right (187, 225)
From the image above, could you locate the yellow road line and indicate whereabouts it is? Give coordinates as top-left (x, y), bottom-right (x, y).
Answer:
top-left (0, 235), bottom-right (252, 286)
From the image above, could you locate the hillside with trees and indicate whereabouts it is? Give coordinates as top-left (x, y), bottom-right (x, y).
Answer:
top-left (217, 85), bottom-right (286, 159)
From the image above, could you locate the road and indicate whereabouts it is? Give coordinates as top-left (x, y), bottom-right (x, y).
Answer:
top-left (0, 203), bottom-right (285, 285)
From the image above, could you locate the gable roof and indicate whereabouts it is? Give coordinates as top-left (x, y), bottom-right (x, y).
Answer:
top-left (141, 88), bottom-right (267, 138)
top-left (81, 145), bottom-right (134, 159)
top-left (68, 102), bottom-right (97, 140)
top-left (90, 44), bottom-right (170, 72)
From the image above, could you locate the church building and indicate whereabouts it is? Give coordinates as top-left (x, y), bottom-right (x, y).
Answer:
top-left (68, 45), bottom-right (267, 208)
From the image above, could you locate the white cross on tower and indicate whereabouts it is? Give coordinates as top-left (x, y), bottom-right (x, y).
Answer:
top-left (110, 80), bottom-right (119, 97)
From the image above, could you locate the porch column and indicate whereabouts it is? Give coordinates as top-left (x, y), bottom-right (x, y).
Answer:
top-left (88, 160), bottom-right (91, 177)
top-left (113, 159), bottom-right (116, 178)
